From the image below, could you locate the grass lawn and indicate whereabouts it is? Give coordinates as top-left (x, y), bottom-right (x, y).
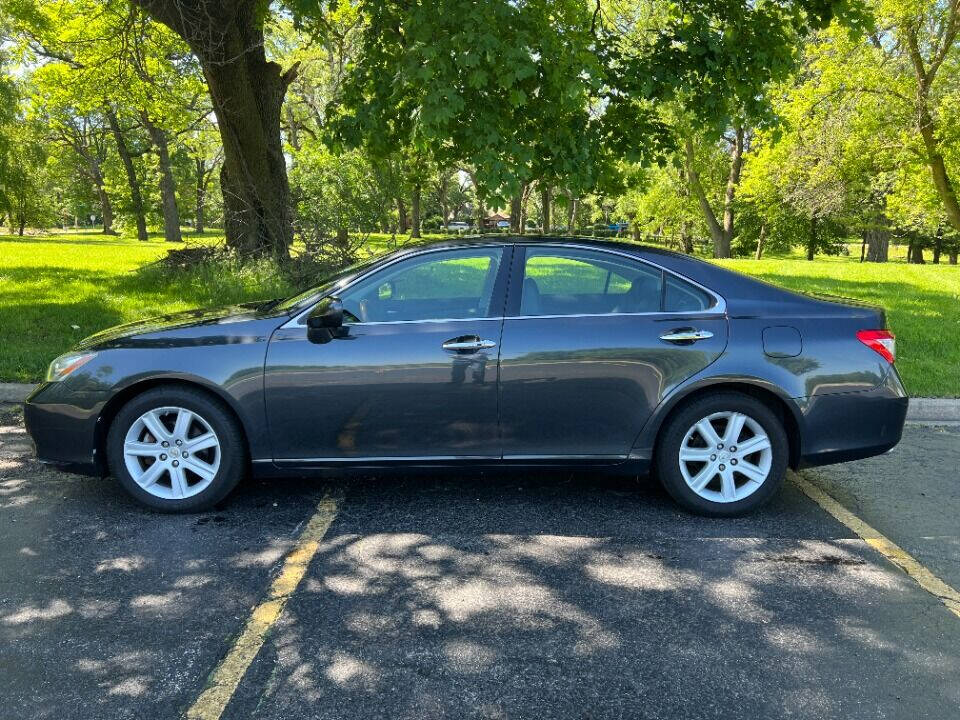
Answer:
top-left (1, 229), bottom-right (957, 396)
top-left (0, 230), bottom-right (294, 383)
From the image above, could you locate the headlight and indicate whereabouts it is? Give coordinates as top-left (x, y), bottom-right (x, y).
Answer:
top-left (45, 352), bottom-right (97, 382)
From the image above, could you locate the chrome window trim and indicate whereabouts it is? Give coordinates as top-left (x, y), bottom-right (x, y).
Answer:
top-left (282, 240), bottom-right (727, 329)
top-left (344, 316), bottom-right (501, 327)
top-left (503, 310), bottom-right (722, 321)
top-left (517, 242), bottom-right (726, 317)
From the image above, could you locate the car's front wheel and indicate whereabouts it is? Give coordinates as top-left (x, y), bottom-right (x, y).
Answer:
top-left (655, 392), bottom-right (788, 517)
top-left (107, 386), bottom-right (246, 512)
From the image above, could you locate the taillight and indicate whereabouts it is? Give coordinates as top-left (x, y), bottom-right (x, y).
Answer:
top-left (857, 329), bottom-right (895, 364)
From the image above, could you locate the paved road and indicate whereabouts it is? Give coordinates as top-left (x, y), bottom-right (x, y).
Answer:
top-left (2, 403), bottom-right (959, 719)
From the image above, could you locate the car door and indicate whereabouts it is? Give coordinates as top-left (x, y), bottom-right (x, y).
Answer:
top-left (498, 244), bottom-right (728, 460)
top-left (265, 245), bottom-right (511, 463)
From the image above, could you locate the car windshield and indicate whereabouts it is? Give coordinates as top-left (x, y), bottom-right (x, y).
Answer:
top-left (273, 255), bottom-right (386, 312)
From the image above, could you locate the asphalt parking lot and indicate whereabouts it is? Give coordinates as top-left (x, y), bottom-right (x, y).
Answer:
top-left (2, 403), bottom-right (959, 720)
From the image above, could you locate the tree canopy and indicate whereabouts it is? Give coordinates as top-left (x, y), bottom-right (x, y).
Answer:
top-left (1, 0), bottom-right (959, 264)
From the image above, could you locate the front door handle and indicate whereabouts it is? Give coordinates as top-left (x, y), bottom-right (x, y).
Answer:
top-left (660, 328), bottom-right (714, 343)
top-left (442, 335), bottom-right (497, 352)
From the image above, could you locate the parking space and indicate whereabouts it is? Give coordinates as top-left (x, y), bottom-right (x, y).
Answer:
top-left (2, 404), bottom-right (959, 719)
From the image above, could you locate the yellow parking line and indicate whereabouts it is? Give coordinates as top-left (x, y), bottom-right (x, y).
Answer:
top-left (186, 493), bottom-right (341, 720)
top-left (793, 473), bottom-right (960, 619)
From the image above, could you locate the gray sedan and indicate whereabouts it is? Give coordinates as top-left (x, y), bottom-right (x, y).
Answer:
top-left (24, 238), bottom-right (908, 516)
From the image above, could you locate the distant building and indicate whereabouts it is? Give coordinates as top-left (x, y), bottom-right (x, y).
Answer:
top-left (483, 213), bottom-right (511, 229)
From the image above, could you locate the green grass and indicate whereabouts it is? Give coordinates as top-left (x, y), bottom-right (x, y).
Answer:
top-left (0, 230), bottom-right (293, 382)
top-left (2, 229), bottom-right (957, 396)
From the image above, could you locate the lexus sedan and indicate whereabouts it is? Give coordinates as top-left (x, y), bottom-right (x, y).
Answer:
top-left (24, 238), bottom-right (908, 516)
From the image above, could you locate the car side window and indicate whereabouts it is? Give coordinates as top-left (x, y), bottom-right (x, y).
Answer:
top-left (519, 247), bottom-right (662, 316)
top-left (338, 248), bottom-right (504, 323)
top-left (664, 275), bottom-right (713, 312)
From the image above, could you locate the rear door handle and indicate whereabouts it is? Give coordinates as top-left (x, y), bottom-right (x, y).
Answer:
top-left (660, 329), bottom-right (714, 343)
top-left (442, 336), bottom-right (497, 352)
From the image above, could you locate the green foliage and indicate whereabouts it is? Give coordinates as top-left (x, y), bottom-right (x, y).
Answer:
top-left (292, 143), bottom-right (394, 237)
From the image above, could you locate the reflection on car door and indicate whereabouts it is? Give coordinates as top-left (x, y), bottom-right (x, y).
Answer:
top-left (265, 246), bottom-right (511, 463)
top-left (498, 245), bottom-right (728, 460)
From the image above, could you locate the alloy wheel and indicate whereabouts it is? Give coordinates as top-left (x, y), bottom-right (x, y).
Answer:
top-left (678, 411), bottom-right (773, 503)
top-left (122, 406), bottom-right (221, 500)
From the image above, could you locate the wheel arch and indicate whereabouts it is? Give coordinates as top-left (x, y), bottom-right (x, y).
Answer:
top-left (639, 379), bottom-right (803, 469)
top-left (95, 377), bottom-right (253, 471)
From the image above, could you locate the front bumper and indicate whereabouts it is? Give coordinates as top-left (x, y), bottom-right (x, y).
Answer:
top-left (796, 366), bottom-right (909, 468)
top-left (23, 382), bottom-right (107, 476)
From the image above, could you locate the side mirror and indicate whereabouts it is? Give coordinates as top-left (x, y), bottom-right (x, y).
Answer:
top-left (306, 297), bottom-right (344, 343)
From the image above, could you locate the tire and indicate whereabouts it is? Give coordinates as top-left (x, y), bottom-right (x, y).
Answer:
top-left (107, 385), bottom-right (247, 512)
top-left (654, 392), bottom-right (788, 517)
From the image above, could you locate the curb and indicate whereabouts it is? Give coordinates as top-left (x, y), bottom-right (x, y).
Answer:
top-left (905, 397), bottom-right (960, 423)
top-left (0, 383), bottom-right (32, 403)
top-left (1, 381), bottom-right (958, 421)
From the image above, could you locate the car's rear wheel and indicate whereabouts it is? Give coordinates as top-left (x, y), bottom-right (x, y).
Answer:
top-left (655, 392), bottom-right (788, 517)
top-left (107, 386), bottom-right (246, 512)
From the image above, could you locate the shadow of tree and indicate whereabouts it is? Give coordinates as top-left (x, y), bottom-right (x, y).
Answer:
top-left (225, 472), bottom-right (960, 719)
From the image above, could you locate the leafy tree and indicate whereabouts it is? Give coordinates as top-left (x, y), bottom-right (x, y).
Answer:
top-left (329, 0), bottom-right (861, 257)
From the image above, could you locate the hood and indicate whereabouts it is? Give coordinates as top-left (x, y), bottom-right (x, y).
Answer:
top-left (75, 301), bottom-right (286, 350)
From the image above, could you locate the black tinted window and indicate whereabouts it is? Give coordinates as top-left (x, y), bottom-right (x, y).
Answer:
top-left (664, 275), bottom-right (713, 312)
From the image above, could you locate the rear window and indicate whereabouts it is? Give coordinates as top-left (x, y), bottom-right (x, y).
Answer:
top-left (664, 275), bottom-right (713, 312)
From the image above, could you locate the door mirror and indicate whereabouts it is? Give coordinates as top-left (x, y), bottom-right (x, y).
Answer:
top-left (307, 297), bottom-right (343, 343)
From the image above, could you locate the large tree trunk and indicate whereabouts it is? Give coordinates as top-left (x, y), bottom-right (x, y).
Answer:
top-left (909, 241), bottom-right (926, 263)
top-left (806, 217), bottom-right (817, 261)
top-left (862, 227), bottom-right (890, 262)
top-left (949, 250), bottom-right (958, 264)
top-left (132, 0), bottom-right (295, 257)
top-left (933, 229), bottom-right (943, 264)
top-left (105, 109), bottom-right (149, 242)
top-left (411, 184), bottom-right (422, 239)
top-left (141, 114), bottom-right (182, 243)
top-left (540, 186), bottom-right (551, 233)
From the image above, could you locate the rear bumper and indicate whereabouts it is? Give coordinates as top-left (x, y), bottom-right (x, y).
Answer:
top-left (796, 367), bottom-right (908, 468)
top-left (23, 383), bottom-right (106, 476)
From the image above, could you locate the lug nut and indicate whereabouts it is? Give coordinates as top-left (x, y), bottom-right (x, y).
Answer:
top-left (730, 446), bottom-right (737, 452)
top-left (181, 451), bottom-right (188, 458)
top-left (719, 464), bottom-right (726, 471)
top-left (717, 443), bottom-right (724, 449)
top-left (176, 439), bottom-right (183, 446)
top-left (731, 459), bottom-right (738, 465)
top-left (160, 454), bottom-right (167, 461)
top-left (710, 454), bottom-right (717, 461)
top-left (161, 441), bottom-right (169, 447)
top-left (172, 460), bottom-right (179, 467)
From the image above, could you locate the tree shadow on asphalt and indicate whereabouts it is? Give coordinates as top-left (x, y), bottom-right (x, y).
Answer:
top-left (3, 443), bottom-right (960, 718)
top-left (231, 471), bottom-right (960, 719)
